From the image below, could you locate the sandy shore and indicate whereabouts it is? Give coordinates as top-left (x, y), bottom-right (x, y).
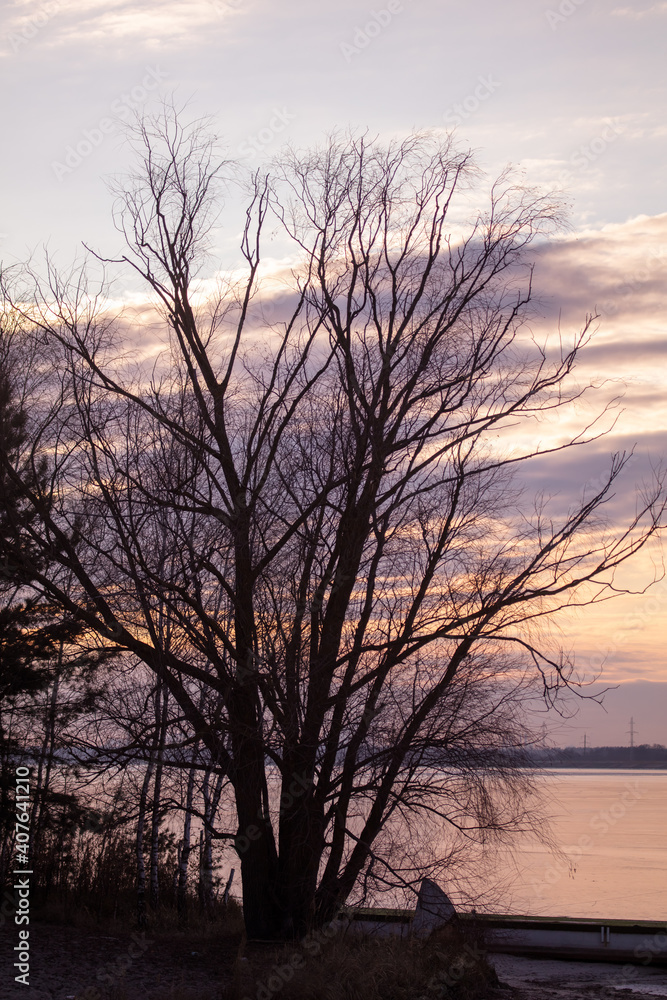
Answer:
top-left (490, 953), bottom-right (667, 1000)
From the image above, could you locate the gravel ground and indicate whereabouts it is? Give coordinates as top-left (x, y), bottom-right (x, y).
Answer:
top-left (0, 921), bottom-right (233, 1000)
top-left (3, 922), bottom-right (667, 1000)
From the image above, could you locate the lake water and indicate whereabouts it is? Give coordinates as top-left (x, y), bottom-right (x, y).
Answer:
top-left (488, 769), bottom-right (667, 922)
top-left (213, 766), bottom-right (667, 923)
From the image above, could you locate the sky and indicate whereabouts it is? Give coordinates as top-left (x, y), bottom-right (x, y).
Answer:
top-left (1, 0), bottom-right (665, 744)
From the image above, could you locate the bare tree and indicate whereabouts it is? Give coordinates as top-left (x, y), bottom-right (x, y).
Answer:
top-left (1, 111), bottom-right (664, 939)
top-left (175, 738), bottom-right (198, 918)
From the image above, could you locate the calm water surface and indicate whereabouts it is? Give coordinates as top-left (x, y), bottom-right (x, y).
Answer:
top-left (492, 769), bottom-right (667, 921)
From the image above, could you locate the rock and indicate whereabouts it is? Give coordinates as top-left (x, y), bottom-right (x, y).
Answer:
top-left (412, 877), bottom-right (456, 937)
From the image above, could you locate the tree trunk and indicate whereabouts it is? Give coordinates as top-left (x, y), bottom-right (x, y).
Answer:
top-left (31, 644), bottom-right (63, 867)
top-left (276, 762), bottom-right (323, 937)
top-left (198, 764), bottom-right (225, 917)
top-left (176, 740), bottom-right (198, 919)
top-left (231, 734), bottom-right (283, 937)
top-left (222, 867), bottom-right (235, 906)
top-left (136, 705), bottom-right (158, 928)
top-left (136, 764), bottom-right (152, 928)
top-left (149, 682), bottom-right (169, 911)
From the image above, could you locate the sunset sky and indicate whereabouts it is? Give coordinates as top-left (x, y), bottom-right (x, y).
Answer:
top-left (1, 0), bottom-right (665, 744)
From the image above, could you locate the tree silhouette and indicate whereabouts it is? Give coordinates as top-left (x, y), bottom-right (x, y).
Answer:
top-left (1, 113), bottom-right (664, 938)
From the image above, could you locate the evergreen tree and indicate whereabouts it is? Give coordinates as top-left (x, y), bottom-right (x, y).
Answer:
top-left (0, 340), bottom-right (113, 884)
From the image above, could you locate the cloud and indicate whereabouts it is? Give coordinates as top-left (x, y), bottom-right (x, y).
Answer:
top-left (611, 3), bottom-right (667, 17)
top-left (1, 0), bottom-right (237, 54)
top-left (580, 339), bottom-right (667, 365)
top-left (513, 214), bottom-right (667, 453)
top-left (529, 213), bottom-right (667, 323)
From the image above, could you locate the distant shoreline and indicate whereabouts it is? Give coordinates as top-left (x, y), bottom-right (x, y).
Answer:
top-left (538, 762), bottom-right (667, 769)
top-left (518, 745), bottom-right (667, 769)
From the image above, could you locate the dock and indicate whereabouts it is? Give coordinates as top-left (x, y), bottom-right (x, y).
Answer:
top-left (342, 908), bottom-right (667, 965)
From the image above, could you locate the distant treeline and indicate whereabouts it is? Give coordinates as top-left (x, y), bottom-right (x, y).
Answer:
top-left (525, 744), bottom-right (667, 768)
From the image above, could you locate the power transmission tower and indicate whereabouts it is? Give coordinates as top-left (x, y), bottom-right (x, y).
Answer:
top-left (627, 717), bottom-right (637, 748)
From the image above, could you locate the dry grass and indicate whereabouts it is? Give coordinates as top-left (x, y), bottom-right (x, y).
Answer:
top-left (222, 922), bottom-right (497, 1000)
top-left (22, 903), bottom-right (496, 1000)
top-left (34, 888), bottom-right (244, 936)
top-left (24, 846), bottom-right (494, 1000)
